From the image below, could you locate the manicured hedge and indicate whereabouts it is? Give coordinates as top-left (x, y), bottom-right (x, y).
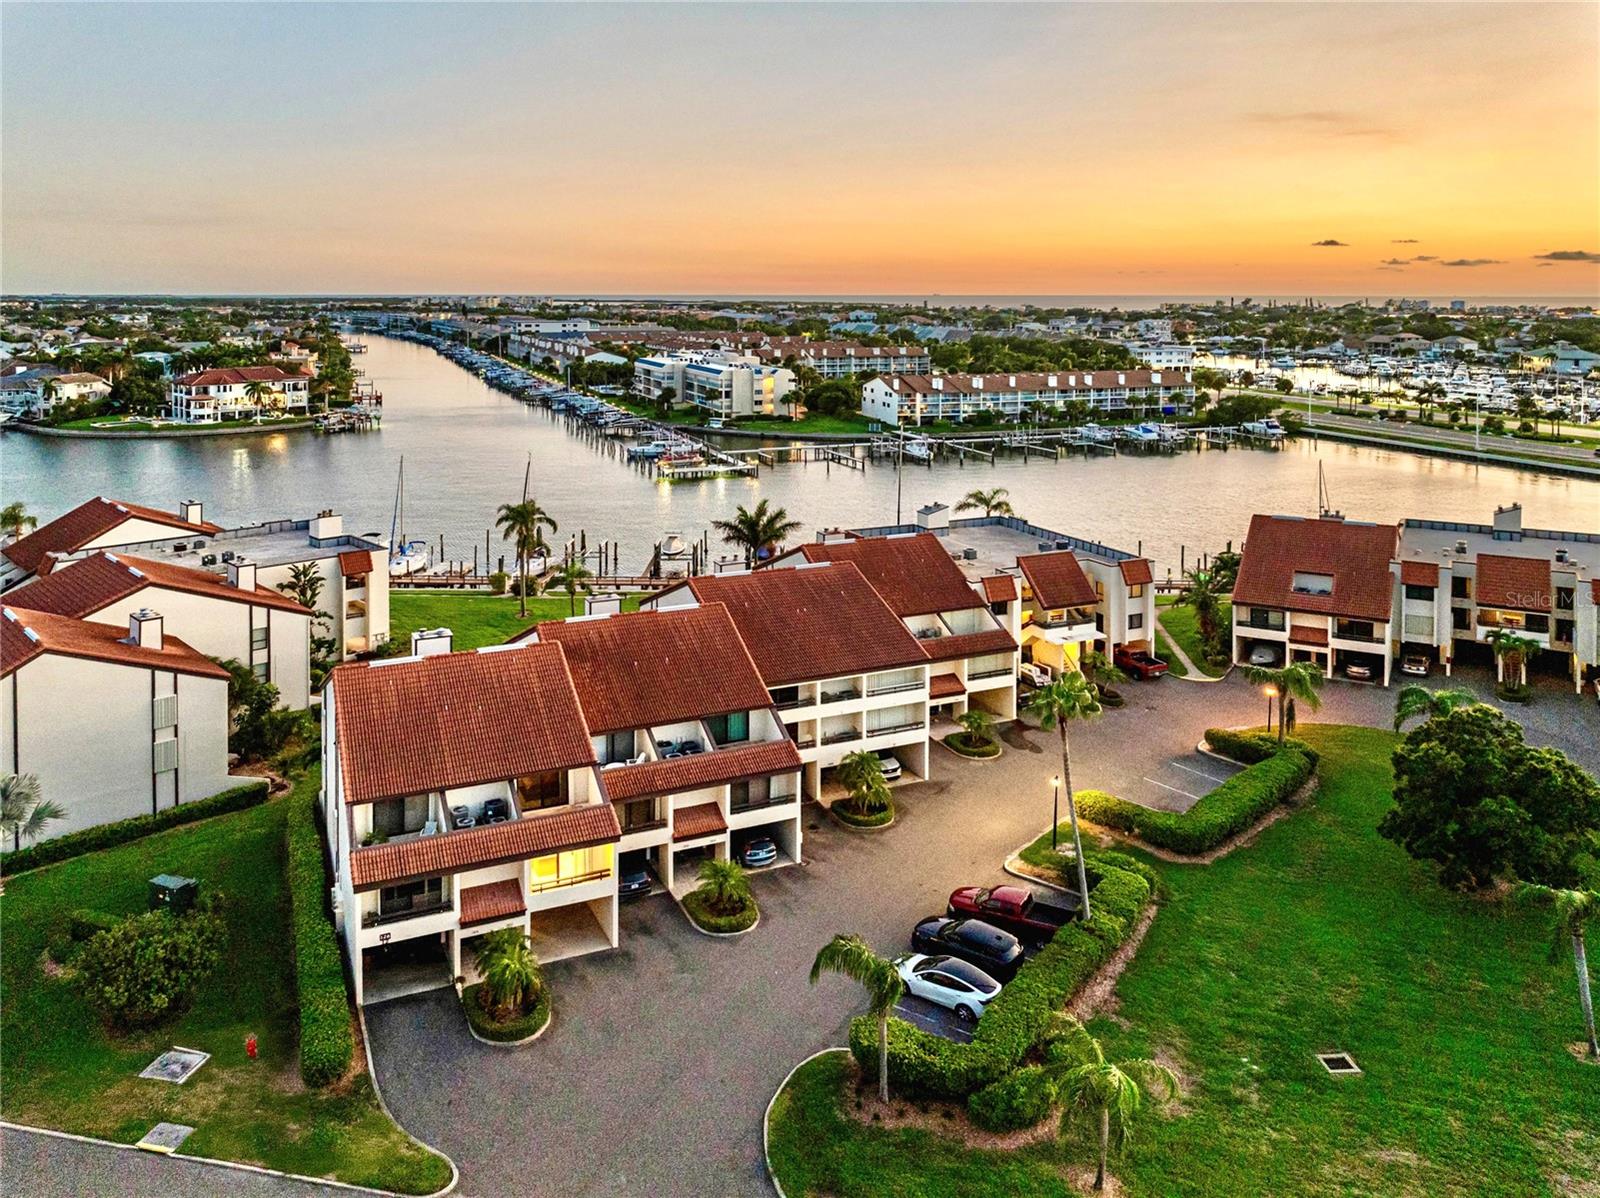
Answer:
top-left (462, 983), bottom-right (550, 1043)
top-left (832, 804), bottom-right (894, 828)
top-left (682, 889), bottom-right (758, 933)
top-left (1, 780), bottom-right (270, 877)
top-left (967, 1065), bottom-right (1057, 1132)
top-left (1077, 749), bottom-right (1314, 855)
top-left (286, 783), bottom-right (354, 1087)
top-left (1204, 727), bottom-right (1319, 768)
top-left (849, 861), bottom-right (1152, 1100)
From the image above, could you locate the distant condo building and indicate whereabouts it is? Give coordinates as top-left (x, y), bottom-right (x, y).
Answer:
top-left (751, 338), bottom-right (931, 377)
top-left (861, 369), bottom-right (1194, 426)
top-left (633, 351), bottom-right (797, 419)
top-left (168, 365), bottom-right (311, 423)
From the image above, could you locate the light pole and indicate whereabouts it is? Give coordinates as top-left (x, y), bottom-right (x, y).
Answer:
top-left (1050, 774), bottom-right (1062, 851)
top-left (1264, 684), bottom-right (1278, 736)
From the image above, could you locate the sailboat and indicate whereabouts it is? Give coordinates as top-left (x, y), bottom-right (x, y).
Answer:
top-left (388, 457), bottom-right (432, 577)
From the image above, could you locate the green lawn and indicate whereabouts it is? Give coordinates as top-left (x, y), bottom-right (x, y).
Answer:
top-left (1154, 626), bottom-right (1189, 678)
top-left (390, 589), bottom-right (643, 650)
top-left (49, 415), bottom-right (314, 433)
top-left (1156, 598), bottom-right (1231, 678)
top-left (768, 725), bottom-right (1600, 1197)
top-left (0, 780), bottom-right (452, 1193)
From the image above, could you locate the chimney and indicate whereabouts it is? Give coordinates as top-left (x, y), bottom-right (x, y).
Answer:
top-left (308, 510), bottom-right (343, 544)
top-left (228, 557), bottom-right (257, 592)
top-left (179, 499), bottom-right (204, 525)
top-left (411, 627), bottom-right (453, 657)
top-left (1492, 503), bottom-right (1523, 536)
top-left (585, 592), bottom-right (624, 614)
top-left (128, 608), bottom-right (163, 651)
top-left (916, 502), bottom-right (950, 533)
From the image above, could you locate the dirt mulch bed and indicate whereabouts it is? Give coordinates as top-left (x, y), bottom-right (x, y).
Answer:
top-left (838, 1058), bottom-right (1058, 1150)
top-left (1067, 903), bottom-right (1159, 1022)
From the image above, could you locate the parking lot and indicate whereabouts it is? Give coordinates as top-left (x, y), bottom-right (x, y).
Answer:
top-left (1136, 747), bottom-right (1243, 812)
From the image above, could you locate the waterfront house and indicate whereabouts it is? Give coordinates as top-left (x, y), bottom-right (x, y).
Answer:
top-left (168, 365), bottom-right (311, 423)
top-left (0, 496), bottom-right (221, 593)
top-left (861, 369), bottom-right (1195, 426)
top-left (2, 605), bottom-right (234, 839)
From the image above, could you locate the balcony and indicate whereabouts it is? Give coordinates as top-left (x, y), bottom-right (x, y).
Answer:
top-left (821, 727), bottom-right (862, 746)
top-left (731, 789), bottom-right (799, 815)
top-left (363, 898), bottom-right (453, 929)
top-left (967, 666), bottom-right (1014, 680)
top-left (529, 868), bottom-right (611, 895)
top-left (1332, 626), bottom-right (1384, 645)
top-left (866, 720), bottom-right (924, 737)
top-left (1239, 611), bottom-right (1287, 632)
top-left (819, 686), bottom-right (861, 704)
top-left (866, 680), bottom-right (924, 697)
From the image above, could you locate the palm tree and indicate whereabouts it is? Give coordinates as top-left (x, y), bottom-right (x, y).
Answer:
top-left (548, 560), bottom-right (593, 616)
top-left (955, 487), bottom-right (1014, 518)
top-left (834, 749), bottom-right (891, 817)
top-left (1024, 675), bottom-right (1102, 920)
top-left (1518, 885), bottom-right (1598, 1059)
top-left (1486, 628), bottom-right (1539, 688)
top-left (1392, 684), bottom-right (1479, 731)
top-left (0, 502), bottom-right (38, 541)
top-left (1178, 566), bottom-right (1225, 659)
top-left (496, 499), bottom-right (558, 618)
top-left (38, 378), bottom-right (60, 415)
top-left (1, 773), bottom-right (65, 853)
top-left (1079, 650), bottom-right (1128, 699)
top-left (956, 708), bottom-right (996, 749)
top-left (711, 499), bottom-right (802, 567)
top-left (695, 857), bottom-right (753, 916)
top-left (243, 378), bottom-right (273, 418)
top-left (809, 934), bottom-right (905, 1102)
top-left (472, 927), bottom-right (543, 1020)
top-left (1044, 1016), bottom-right (1178, 1192)
top-left (1244, 661), bottom-right (1325, 745)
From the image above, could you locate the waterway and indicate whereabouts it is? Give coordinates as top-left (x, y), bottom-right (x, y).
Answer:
top-left (2, 336), bottom-right (1594, 578)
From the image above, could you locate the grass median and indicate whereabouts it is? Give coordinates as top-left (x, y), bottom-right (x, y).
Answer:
top-left (390, 590), bottom-right (643, 650)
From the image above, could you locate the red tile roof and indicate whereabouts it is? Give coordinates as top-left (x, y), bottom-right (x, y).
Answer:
top-left (3, 497), bottom-right (221, 574)
top-left (458, 879), bottom-right (526, 926)
top-left (1, 605), bottom-right (230, 681)
top-left (601, 739), bottom-right (801, 802)
top-left (1017, 551), bottom-right (1098, 610)
top-left (924, 627), bottom-right (1018, 664)
top-left (349, 802), bottom-right (620, 890)
top-left (1118, 559), bottom-right (1154, 587)
top-left (330, 643), bottom-right (596, 805)
top-left (1234, 515), bottom-right (1398, 623)
top-left (6, 552), bottom-right (310, 619)
top-left (1474, 554), bottom-right (1551, 612)
top-left (339, 550), bottom-right (374, 578)
top-left (680, 563), bottom-right (930, 687)
top-left (929, 673), bottom-right (967, 699)
top-left (980, 574), bottom-right (1017, 604)
top-left (173, 365), bottom-right (308, 387)
top-left (1289, 625), bottom-right (1330, 646)
top-left (783, 534), bottom-right (984, 616)
top-left (1399, 561), bottom-right (1439, 586)
top-left (533, 605), bottom-right (775, 735)
top-left (672, 801), bottom-right (728, 842)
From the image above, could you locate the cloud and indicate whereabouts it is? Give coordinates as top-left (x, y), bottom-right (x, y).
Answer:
top-left (1441, 258), bottom-right (1503, 267)
top-left (1379, 258), bottom-right (1411, 266)
top-left (1411, 255), bottom-right (1438, 261)
top-left (1533, 249), bottom-right (1600, 262)
top-left (1391, 239), bottom-right (1420, 244)
top-left (1247, 111), bottom-right (1400, 141)
top-left (1312, 239), bottom-right (1348, 247)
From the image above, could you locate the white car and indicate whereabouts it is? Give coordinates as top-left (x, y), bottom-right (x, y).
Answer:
top-left (875, 749), bottom-right (903, 782)
top-left (1019, 662), bottom-right (1052, 688)
top-left (896, 953), bottom-right (1002, 1023)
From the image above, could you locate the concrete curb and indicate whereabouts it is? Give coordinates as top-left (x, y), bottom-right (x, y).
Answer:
top-left (0, 1119), bottom-right (450, 1198)
top-left (933, 734), bottom-right (1003, 763)
top-left (355, 1005), bottom-right (460, 1196)
top-left (6, 420), bottom-right (316, 440)
top-left (462, 999), bottom-right (554, 1048)
top-left (826, 806), bottom-right (896, 832)
top-left (678, 898), bottom-right (762, 938)
top-left (762, 1047), bottom-right (850, 1198)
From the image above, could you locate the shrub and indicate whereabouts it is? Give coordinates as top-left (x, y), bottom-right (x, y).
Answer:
top-left (831, 803), bottom-right (894, 828)
top-left (1, 780), bottom-right (269, 877)
top-left (1076, 749), bottom-right (1313, 855)
top-left (462, 982), bottom-right (550, 1042)
top-left (77, 897), bottom-right (226, 1029)
top-left (682, 888), bottom-right (758, 933)
top-left (488, 571), bottom-right (509, 595)
top-left (942, 732), bottom-right (1001, 759)
top-left (968, 1065), bottom-right (1057, 1131)
top-left (287, 783), bottom-right (353, 1087)
top-left (1204, 727), bottom-right (1319, 768)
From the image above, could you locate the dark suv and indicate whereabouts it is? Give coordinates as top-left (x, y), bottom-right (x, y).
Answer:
top-left (910, 916), bottom-right (1024, 982)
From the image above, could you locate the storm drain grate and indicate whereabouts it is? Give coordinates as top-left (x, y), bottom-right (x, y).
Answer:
top-left (1316, 1051), bottom-right (1361, 1076)
top-left (139, 1046), bottom-right (211, 1085)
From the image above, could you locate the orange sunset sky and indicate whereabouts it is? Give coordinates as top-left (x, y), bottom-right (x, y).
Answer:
top-left (2, 2), bottom-right (1597, 297)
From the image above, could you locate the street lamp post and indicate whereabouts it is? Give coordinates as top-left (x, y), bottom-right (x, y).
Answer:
top-left (1050, 774), bottom-right (1062, 851)
top-left (1264, 684), bottom-right (1278, 736)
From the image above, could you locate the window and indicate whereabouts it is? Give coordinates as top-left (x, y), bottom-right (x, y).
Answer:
top-left (250, 625), bottom-right (269, 652)
top-left (529, 844), bottom-right (613, 892)
top-left (706, 711), bottom-right (749, 746)
top-left (379, 876), bottom-right (445, 918)
top-left (153, 737), bottom-right (178, 773)
top-left (1404, 584), bottom-right (1435, 601)
top-left (1128, 583), bottom-right (1145, 598)
top-left (619, 798), bottom-right (662, 832)
top-left (1452, 607), bottom-right (1471, 630)
top-left (251, 661), bottom-right (269, 682)
top-left (602, 729), bottom-right (636, 764)
top-left (1128, 613), bottom-right (1144, 630)
top-left (1291, 572), bottom-right (1334, 596)
top-left (730, 777), bottom-right (771, 812)
top-left (1556, 587), bottom-right (1575, 610)
top-left (516, 770), bottom-right (566, 811)
top-left (1556, 619), bottom-right (1575, 644)
top-left (769, 686), bottom-right (801, 708)
top-left (1525, 613), bottom-right (1549, 634)
top-left (1451, 577), bottom-right (1471, 599)
top-left (371, 794), bottom-right (429, 837)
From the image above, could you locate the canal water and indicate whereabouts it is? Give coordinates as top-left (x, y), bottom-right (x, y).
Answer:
top-left (2, 336), bottom-right (1595, 578)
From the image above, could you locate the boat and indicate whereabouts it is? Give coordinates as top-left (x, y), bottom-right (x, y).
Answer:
top-left (388, 457), bottom-right (432, 577)
top-left (901, 437), bottom-right (934, 461)
top-left (1242, 417), bottom-right (1286, 440)
top-left (1127, 422), bottom-right (1161, 443)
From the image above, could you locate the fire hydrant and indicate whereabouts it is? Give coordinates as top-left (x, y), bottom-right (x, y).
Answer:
top-left (245, 1033), bottom-right (258, 1061)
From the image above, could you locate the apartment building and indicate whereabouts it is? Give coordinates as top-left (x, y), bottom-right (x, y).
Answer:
top-left (6, 550), bottom-right (314, 708)
top-left (1, 496), bottom-right (221, 592)
top-left (323, 639), bottom-right (622, 1004)
top-left (765, 531), bottom-right (1020, 721)
top-left (861, 369), bottom-right (1195, 426)
top-left (2, 605), bottom-right (234, 838)
top-left (528, 605), bottom-right (804, 888)
top-left (752, 338), bottom-right (931, 377)
top-left (168, 365), bottom-right (311, 423)
top-left (633, 351), bottom-right (797, 419)
top-left (0, 370), bottom-right (111, 417)
top-left (1231, 514), bottom-right (1401, 685)
top-left (647, 561), bottom-right (934, 800)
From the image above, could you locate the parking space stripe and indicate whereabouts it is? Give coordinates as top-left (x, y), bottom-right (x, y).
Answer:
top-left (1168, 761), bottom-right (1232, 784)
top-left (1143, 776), bottom-right (1201, 800)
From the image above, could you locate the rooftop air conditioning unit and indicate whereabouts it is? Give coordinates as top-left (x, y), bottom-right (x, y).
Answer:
top-left (221, 550), bottom-right (236, 563)
top-left (174, 542), bottom-right (188, 552)
top-left (201, 554), bottom-right (218, 567)
top-left (1555, 549), bottom-right (1569, 563)
top-left (191, 540), bottom-right (205, 550)
top-left (1454, 540), bottom-right (1468, 554)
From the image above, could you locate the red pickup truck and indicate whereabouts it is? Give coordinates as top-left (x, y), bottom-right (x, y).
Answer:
top-left (1114, 647), bottom-right (1169, 679)
top-left (947, 885), bottom-right (1081, 943)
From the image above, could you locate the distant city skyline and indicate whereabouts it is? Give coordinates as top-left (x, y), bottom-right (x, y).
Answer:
top-left (3, 3), bottom-right (1597, 298)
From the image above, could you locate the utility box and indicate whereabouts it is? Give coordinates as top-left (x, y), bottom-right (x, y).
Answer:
top-left (149, 874), bottom-right (198, 915)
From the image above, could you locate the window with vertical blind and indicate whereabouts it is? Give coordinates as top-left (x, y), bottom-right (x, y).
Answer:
top-left (152, 693), bottom-right (178, 729)
top-left (153, 737), bottom-right (178, 773)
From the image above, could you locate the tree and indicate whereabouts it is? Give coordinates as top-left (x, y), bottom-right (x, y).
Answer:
top-left (548, 560), bottom-right (593, 616)
top-left (214, 657), bottom-right (304, 761)
top-left (496, 499), bottom-right (558, 618)
top-left (1379, 705), bottom-right (1600, 890)
top-left (712, 499), bottom-right (801, 567)
top-left (956, 708), bottom-right (996, 748)
top-left (809, 934), bottom-right (905, 1103)
top-left (1391, 684), bottom-right (1479, 731)
top-left (0, 502), bottom-right (38, 540)
top-left (1244, 661), bottom-right (1324, 744)
top-left (654, 384), bottom-right (677, 414)
top-left (695, 857), bottom-right (753, 916)
top-left (472, 927), bottom-right (543, 1020)
top-left (1, 773), bottom-right (65, 852)
top-left (1486, 628), bottom-right (1539, 689)
top-left (834, 749), bottom-right (892, 817)
top-left (1044, 1016), bottom-right (1177, 1192)
top-left (1079, 650), bottom-right (1128, 699)
top-left (1517, 885), bottom-right (1598, 1059)
top-left (243, 378), bottom-right (273, 417)
top-left (955, 487), bottom-right (1014, 518)
top-left (277, 562), bottom-right (336, 685)
top-left (1178, 566), bottom-right (1226, 662)
top-left (1024, 674), bottom-right (1102, 920)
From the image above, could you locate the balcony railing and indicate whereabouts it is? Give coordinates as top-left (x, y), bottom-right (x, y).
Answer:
top-left (820, 688), bottom-right (861, 704)
top-left (866, 681), bottom-right (924, 697)
top-left (968, 667), bottom-right (1014, 680)
top-left (867, 720), bottom-right (924, 737)
top-left (732, 791), bottom-right (800, 815)
top-left (772, 697), bottom-right (808, 711)
top-left (790, 736), bottom-right (817, 749)
top-left (529, 868), bottom-right (611, 895)
top-left (821, 728), bottom-right (862, 745)
top-left (363, 898), bottom-right (454, 928)
top-left (1241, 613), bottom-right (1286, 631)
top-left (1332, 628), bottom-right (1384, 644)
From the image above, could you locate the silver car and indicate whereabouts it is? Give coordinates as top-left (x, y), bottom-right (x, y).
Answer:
top-left (895, 953), bottom-right (1002, 1023)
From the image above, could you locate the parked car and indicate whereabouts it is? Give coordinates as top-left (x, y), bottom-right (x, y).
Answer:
top-left (874, 749), bottom-right (902, 782)
top-left (1114, 647), bottom-right (1169, 679)
top-left (1399, 653), bottom-right (1431, 677)
top-left (618, 852), bottom-right (653, 900)
top-left (1019, 662), bottom-right (1052, 688)
top-left (738, 836), bottom-right (778, 869)
top-left (948, 884), bottom-right (1080, 943)
top-left (911, 916), bottom-right (1025, 982)
top-left (895, 953), bottom-right (1002, 1023)
top-left (707, 418), bottom-right (725, 430)
top-left (1344, 661), bottom-right (1375, 681)
top-left (1247, 643), bottom-right (1282, 667)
